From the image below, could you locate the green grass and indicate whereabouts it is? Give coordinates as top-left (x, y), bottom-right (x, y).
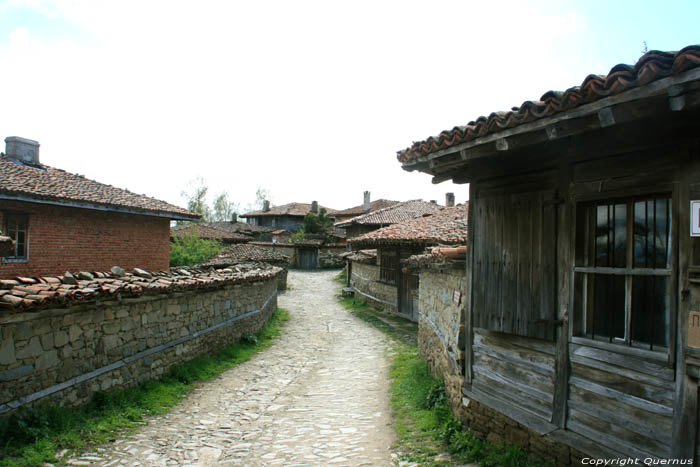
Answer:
top-left (0, 308), bottom-right (290, 467)
top-left (334, 269), bottom-right (347, 284)
top-left (338, 296), bottom-right (546, 466)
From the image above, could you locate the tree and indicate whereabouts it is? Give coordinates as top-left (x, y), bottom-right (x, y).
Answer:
top-left (302, 208), bottom-right (334, 234)
top-left (253, 187), bottom-right (271, 210)
top-left (212, 192), bottom-right (240, 222)
top-left (181, 177), bottom-right (212, 222)
top-left (169, 234), bottom-right (222, 267)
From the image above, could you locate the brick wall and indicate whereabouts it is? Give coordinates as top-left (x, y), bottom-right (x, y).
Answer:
top-left (0, 273), bottom-right (279, 414)
top-left (0, 201), bottom-right (170, 279)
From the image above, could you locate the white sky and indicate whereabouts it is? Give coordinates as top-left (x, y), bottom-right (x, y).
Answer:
top-left (0, 0), bottom-right (697, 213)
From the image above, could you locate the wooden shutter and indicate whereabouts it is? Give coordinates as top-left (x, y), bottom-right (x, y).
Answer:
top-left (472, 189), bottom-right (557, 340)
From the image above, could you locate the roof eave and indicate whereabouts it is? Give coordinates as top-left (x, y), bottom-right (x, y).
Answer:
top-left (0, 193), bottom-right (201, 221)
top-left (401, 66), bottom-right (700, 183)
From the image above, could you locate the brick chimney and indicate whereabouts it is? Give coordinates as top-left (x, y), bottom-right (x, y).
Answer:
top-left (311, 201), bottom-right (319, 214)
top-left (5, 137), bottom-right (40, 165)
top-left (363, 191), bottom-right (371, 212)
top-left (446, 192), bottom-right (455, 207)
top-left (263, 200), bottom-right (270, 212)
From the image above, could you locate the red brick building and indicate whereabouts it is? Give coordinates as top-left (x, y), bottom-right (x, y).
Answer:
top-left (0, 137), bottom-right (199, 279)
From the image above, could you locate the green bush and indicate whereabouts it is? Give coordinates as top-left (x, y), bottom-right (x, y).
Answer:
top-left (169, 234), bottom-right (222, 267)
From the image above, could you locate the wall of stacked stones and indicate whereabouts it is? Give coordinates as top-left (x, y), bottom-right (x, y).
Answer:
top-left (350, 261), bottom-right (397, 312)
top-left (318, 246), bottom-right (345, 268)
top-left (417, 267), bottom-right (465, 371)
top-left (0, 276), bottom-right (278, 415)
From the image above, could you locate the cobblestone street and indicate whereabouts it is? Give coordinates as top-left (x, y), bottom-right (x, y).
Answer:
top-left (66, 270), bottom-right (396, 466)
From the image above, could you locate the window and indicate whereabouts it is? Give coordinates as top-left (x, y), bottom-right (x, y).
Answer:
top-left (573, 195), bottom-right (672, 353)
top-left (379, 249), bottom-right (398, 284)
top-left (4, 213), bottom-right (29, 262)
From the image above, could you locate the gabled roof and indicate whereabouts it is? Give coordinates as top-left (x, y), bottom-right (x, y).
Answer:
top-left (349, 204), bottom-right (468, 247)
top-left (202, 221), bottom-right (272, 235)
top-left (398, 45), bottom-right (700, 167)
top-left (333, 199), bottom-right (400, 218)
top-left (202, 243), bottom-right (290, 267)
top-left (170, 224), bottom-right (251, 243)
top-left (0, 155), bottom-right (199, 221)
top-left (335, 200), bottom-right (441, 228)
top-left (241, 202), bottom-right (338, 218)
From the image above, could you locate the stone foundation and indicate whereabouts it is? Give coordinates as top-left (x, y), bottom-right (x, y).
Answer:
top-left (0, 274), bottom-right (279, 415)
top-left (418, 324), bottom-right (588, 466)
top-left (349, 261), bottom-right (397, 313)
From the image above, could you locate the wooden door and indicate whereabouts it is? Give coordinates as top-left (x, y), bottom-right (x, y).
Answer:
top-left (399, 269), bottom-right (419, 320)
top-left (298, 248), bottom-right (318, 270)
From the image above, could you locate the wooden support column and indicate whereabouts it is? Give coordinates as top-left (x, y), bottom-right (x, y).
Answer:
top-left (463, 183), bottom-right (476, 384)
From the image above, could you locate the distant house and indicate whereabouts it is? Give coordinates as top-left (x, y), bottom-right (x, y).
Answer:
top-left (332, 191), bottom-right (399, 238)
top-left (195, 217), bottom-right (273, 242)
top-left (335, 199), bottom-right (443, 240)
top-left (170, 223), bottom-right (251, 244)
top-left (202, 243), bottom-right (291, 289)
top-left (0, 137), bottom-right (199, 278)
top-left (241, 200), bottom-right (337, 231)
top-left (397, 45), bottom-right (700, 462)
top-left (347, 204), bottom-right (468, 320)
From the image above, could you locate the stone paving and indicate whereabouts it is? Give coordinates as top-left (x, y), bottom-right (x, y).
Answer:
top-left (65, 270), bottom-right (396, 466)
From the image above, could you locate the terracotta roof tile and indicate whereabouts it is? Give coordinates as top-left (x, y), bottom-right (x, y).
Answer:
top-left (202, 244), bottom-right (290, 267)
top-left (241, 202), bottom-right (338, 218)
top-left (333, 199), bottom-right (400, 217)
top-left (0, 265), bottom-right (282, 313)
top-left (349, 204), bottom-right (468, 247)
top-left (0, 155), bottom-right (199, 220)
top-left (399, 45), bottom-right (700, 163)
top-left (335, 200), bottom-right (442, 228)
top-left (170, 224), bottom-right (251, 242)
top-left (201, 221), bottom-right (272, 235)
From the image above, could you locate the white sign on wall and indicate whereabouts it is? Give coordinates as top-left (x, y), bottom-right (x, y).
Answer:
top-left (692, 201), bottom-right (700, 237)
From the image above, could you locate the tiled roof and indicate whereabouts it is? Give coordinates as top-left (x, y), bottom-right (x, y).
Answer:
top-left (349, 204), bottom-right (468, 247)
top-left (241, 202), bottom-right (338, 218)
top-left (344, 249), bottom-right (377, 264)
top-left (399, 45), bottom-right (700, 163)
top-left (0, 155), bottom-right (199, 220)
top-left (201, 221), bottom-right (272, 235)
top-left (170, 224), bottom-right (251, 243)
top-left (0, 265), bottom-right (282, 313)
top-left (202, 244), bottom-right (291, 267)
top-left (335, 200), bottom-right (442, 228)
top-left (405, 246), bottom-right (467, 269)
top-left (333, 199), bottom-right (400, 218)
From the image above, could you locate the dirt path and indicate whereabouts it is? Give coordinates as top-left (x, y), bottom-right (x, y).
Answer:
top-left (66, 270), bottom-right (396, 466)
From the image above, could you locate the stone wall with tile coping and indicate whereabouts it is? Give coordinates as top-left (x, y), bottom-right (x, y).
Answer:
top-left (349, 261), bottom-right (397, 313)
top-left (0, 274), bottom-right (279, 415)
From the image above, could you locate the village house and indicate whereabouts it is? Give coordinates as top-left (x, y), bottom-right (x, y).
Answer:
top-left (347, 204), bottom-right (468, 320)
top-left (332, 191), bottom-right (399, 239)
top-left (241, 201), bottom-right (337, 230)
top-left (398, 45), bottom-right (700, 463)
top-left (192, 214), bottom-right (274, 242)
top-left (0, 137), bottom-right (199, 279)
top-left (335, 198), bottom-right (444, 240)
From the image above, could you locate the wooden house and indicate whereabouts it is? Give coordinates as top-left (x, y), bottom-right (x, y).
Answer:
top-left (170, 223), bottom-right (252, 244)
top-left (398, 46), bottom-right (700, 461)
top-left (348, 204), bottom-right (468, 320)
top-left (332, 191), bottom-right (399, 239)
top-left (336, 199), bottom-right (442, 240)
top-left (241, 201), bottom-right (336, 231)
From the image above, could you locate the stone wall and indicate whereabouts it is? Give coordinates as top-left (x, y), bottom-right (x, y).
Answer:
top-left (0, 273), bottom-right (279, 415)
top-left (349, 261), bottom-right (397, 312)
top-left (417, 267), bottom-right (465, 371)
top-left (319, 245), bottom-right (345, 268)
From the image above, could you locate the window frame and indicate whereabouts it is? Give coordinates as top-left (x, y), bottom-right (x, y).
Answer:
top-left (3, 212), bottom-right (30, 263)
top-left (379, 248), bottom-right (398, 285)
top-left (570, 188), bottom-right (678, 364)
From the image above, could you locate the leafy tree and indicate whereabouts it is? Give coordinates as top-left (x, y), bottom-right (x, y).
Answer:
top-left (169, 234), bottom-right (222, 267)
top-left (212, 192), bottom-right (240, 222)
top-left (180, 177), bottom-right (212, 222)
top-left (302, 208), bottom-right (334, 234)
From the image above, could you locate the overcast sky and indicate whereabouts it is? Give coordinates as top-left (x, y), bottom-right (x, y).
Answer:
top-left (1, 0), bottom-right (698, 213)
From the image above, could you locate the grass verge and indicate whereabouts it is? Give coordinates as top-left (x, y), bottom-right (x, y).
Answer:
top-left (339, 296), bottom-right (546, 467)
top-left (0, 308), bottom-right (290, 467)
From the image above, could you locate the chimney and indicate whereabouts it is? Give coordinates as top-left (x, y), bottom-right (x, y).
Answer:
top-left (446, 192), bottom-right (455, 207)
top-left (430, 200), bottom-right (437, 204)
top-left (5, 137), bottom-right (40, 165)
top-left (263, 200), bottom-right (270, 212)
top-left (311, 201), bottom-right (319, 214)
top-left (231, 212), bottom-right (238, 223)
top-left (363, 191), bottom-right (371, 212)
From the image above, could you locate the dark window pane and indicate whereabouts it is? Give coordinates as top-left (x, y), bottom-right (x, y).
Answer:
top-left (573, 273), bottom-right (585, 336)
top-left (631, 276), bottom-right (669, 349)
top-left (592, 274), bottom-right (625, 341)
top-left (654, 198), bottom-right (669, 268)
top-left (613, 203), bottom-right (627, 268)
top-left (633, 200), bottom-right (648, 268)
top-left (595, 205), bottom-right (610, 267)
